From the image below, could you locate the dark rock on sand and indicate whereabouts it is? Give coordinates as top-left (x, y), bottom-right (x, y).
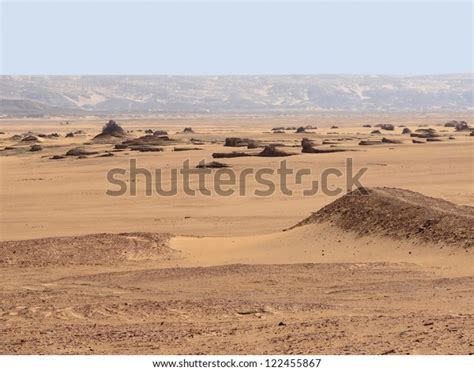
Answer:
top-left (381, 138), bottom-right (402, 144)
top-left (257, 146), bottom-right (295, 157)
top-left (21, 135), bottom-right (40, 142)
top-left (92, 120), bottom-right (128, 143)
top-left (426, 138), bottom-right (443, 142)
top-left (66, 147), bottom-right (99, 156)
top-left (173, 147), bottom-right (203, 151)
top-left (129, 145), bottom-right (164, 152)
top-left (359, 140), bottom-right (382, 145)
top-left (196, 161), bottom-right (229, 169)
top-left (376, 124), bottom-right (395, 131)
top-left (224, 137), bottom-right (253, 147)
top-left (213, 152), bottom-right (251, 158)
top-left (29, 144), bottom-right (43, 152)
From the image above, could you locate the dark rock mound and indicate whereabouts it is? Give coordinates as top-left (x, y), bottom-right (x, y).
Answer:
top-left (402, 128), bottom-right (412, 134)
top-left (445, 120), bottom-right (470, 131)
top-left (224, 137), bottom-right (253, 147)
top-left (129, 145), bottom-right (163, 152)
top-left (381, 138), bottom-right (402, 144)
top-left (65, 147), bottom-right (99, 156)
top-left (153, 130), bottom-right (168, 136)
top-left (92, 120), bottom-right (127, 143)
top-left (359, 140), bottom-right (382, 145)
top-left (196, 161), bottom-right (229, 169)
top-left (213, 152), bottom-right (251, 158)
top-left (20, 135), bottom-right (40, 142)
top-left (375, 124), bottom-right (395, 131)
top-left (122, 135), bottom-right (173, 147)
top-left (362, 124), bottom-right (372, 128)
top-left (455, 122), bottom-right (471, 131)
top-left (257, 146), bottom-right (295, 157)
top-left (182, 127), bottom-right (195, 134)
top-left (292, 187), bottom-right (473, 248)
top-left (426, 138), bottom-right (443, 142)
top-left (412, 139), bottom-right (425, 144)
top-left (295, 127), bottom-right (306, 133)
top-left (29, 144), bottom-right (43, 152)
top-left (371, 130), bottom-right (382, 135)
top-left (65, 132), bottom-right (75, 138)
top-left (50, 155), bottom-right (65, 160)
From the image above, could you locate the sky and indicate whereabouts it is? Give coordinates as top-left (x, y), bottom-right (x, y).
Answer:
top-left (1, 1), bottom-right (473, 75)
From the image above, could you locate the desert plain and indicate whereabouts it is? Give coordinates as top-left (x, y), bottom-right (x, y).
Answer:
top-left (0, 113), bottom-right (472, 354)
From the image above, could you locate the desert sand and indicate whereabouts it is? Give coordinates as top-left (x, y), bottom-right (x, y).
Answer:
top-left (0, 114), bottom-right (472, 354)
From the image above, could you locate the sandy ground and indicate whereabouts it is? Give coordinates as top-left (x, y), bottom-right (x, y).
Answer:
top-left (0, 114), bottom-right (472, 354)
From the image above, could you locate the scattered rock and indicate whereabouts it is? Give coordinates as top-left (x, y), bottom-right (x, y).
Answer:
top-left (371, 130), bottom-right (382, 135)
top-left (412, 139), bottom-right (425, 144)
top-left (50, 155), bottom-right (65, 160)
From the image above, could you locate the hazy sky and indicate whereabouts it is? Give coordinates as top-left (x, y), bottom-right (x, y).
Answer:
top-left (1, 1), bottom-right (473, 75)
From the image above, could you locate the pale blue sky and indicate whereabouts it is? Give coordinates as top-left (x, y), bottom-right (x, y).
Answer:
top-left (1, 1), bottom-right (473, 74)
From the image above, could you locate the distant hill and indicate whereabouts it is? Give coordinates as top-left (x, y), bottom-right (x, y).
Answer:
top-left (1, 75), bottom-right (472, 116)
